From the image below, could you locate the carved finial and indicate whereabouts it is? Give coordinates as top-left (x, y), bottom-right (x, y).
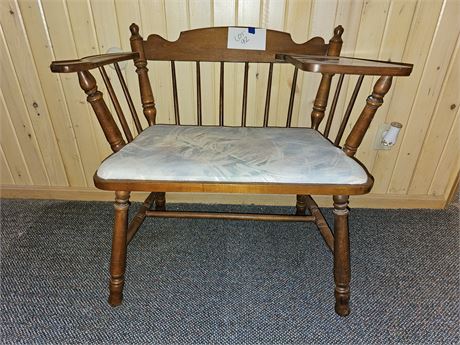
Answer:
top-left (130, 23), bottom-right (139, 36)
top-left (333, 25), bottom-right (344, 39)
top-left (328, 25), bottom-right (344, 56)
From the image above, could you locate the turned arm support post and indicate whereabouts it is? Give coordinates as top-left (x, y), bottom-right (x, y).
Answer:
top-left (78, 70), bottom-right (125, 152)
top-left (343, 75), bottom-right (393, 157)
top-left (311, 25), bottom-right (343, 129)
top-left (130, 23), bottom-right (157, 126)
top-left (311, 73), bottom-right (334, 129)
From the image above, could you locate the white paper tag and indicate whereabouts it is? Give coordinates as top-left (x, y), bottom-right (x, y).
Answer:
top-left (227, 27), bottom-right (266, 50)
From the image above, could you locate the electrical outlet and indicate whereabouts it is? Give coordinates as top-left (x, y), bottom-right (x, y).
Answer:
top-left (374, 123), bottom-right (391, 150)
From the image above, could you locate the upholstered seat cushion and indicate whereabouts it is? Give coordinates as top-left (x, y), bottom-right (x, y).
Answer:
top-left (96, 125), bottom-right (368, 185)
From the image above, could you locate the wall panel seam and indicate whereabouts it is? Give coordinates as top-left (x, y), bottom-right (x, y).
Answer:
top-left (36, 0), bottom-right (88, 187)
top-left (0, 146), bottom-right (14, 183)
top-left (0, 23), bottom-right (50, 185)
top-left (428, 107), bottom-right (460, 194)
top-left (0, 89), bottom-right (33, 184)
top-left (13, 0), bottom-right (68, 185)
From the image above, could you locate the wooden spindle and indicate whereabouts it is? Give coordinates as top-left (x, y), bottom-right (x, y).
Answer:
top-left (328, 25), bottom-right (344, 57)
top-left (263, 62), bottom-right (273, 127)
top-left (78, 70), bottom-right (125, 152)
top-left (335, 75), bottom-right (364, 146)
top-left (99, 66), bottom-right (133, 142)
top-left (145, 210), bottom-right (315, 222)
top-left (196, 61), bottom-right (202, 126)
top-left (343, 76), bottom-right (393, 157)
top-left (241, 62), bottom-right (249, 127)
top-left (130, 23), bottom-right (156, 126)
top-left (324, 74), bottom-right (344, 138)
top-left (171, 61), bottom-right (180, 125)
top-left (114, 62), bottom-right (142, 134)
top-left (219, 62), bottom-right (224, 126)
top-left (286, 67), bottom-right (298, 128)
top-left (311, 73), bottom-right (333, 130)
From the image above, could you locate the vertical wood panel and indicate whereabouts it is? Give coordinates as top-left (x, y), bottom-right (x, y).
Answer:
top-left (0, 23), bottom-right (49, 185)
top-left (429, 110), bottom-right (460, 196)
top-left (18, 0), bottom-right (88, 187)
top-left (0, 89), bottom-right (32, 185)
top-left (1, 0), bottom-right (459, 206)
top-left (0, 146), bottom-right (14, 185)
top-left (388, 0), bottom-right (459, 194)
top-left (371, 0), bottom-right (444, 193)
top-left (409, 37), bottom-right (460, 194)
top-left (1, 0), bottom-right (67, 186)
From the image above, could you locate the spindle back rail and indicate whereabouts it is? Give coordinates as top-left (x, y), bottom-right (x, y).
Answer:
top-left (50, 24), bottom-right (412, 317)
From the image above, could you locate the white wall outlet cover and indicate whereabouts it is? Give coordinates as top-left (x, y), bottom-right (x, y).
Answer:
top-left (374, 123), bottom-right (391, 150)
top-left (381, 122), bottom-right (402, 146)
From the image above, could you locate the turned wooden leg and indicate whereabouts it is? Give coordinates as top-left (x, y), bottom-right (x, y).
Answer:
top-left (296, 194), bottom-right (308, 215)
top-left (155, 192), bottom-right (166, 211)
top-left (108, 191), bottom-right (130, 306)
top-left (333, 195), bottom-right (351, 316)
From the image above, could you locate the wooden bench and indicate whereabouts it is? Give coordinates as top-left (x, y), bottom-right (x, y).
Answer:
top-left (50, 24), bottom-right (412, 316)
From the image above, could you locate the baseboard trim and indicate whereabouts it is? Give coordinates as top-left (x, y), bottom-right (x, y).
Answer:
top-left (0, 185), bottom-right (448, 209)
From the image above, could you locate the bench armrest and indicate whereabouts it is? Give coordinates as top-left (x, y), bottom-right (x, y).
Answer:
top-left (50, 52), bottom-right (139, 73)
top-left (277, 54), bottom-right (413, 76)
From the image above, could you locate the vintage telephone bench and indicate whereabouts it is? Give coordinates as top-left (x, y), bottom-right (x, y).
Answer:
top-left (51, 24), bottom-right (412, 316)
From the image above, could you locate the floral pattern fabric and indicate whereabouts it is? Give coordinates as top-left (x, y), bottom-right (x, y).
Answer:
top-left (97, 125), bottom-right (368, 185)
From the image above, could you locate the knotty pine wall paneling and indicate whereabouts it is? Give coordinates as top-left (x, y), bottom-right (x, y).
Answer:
top-left (1, 0), bottom-right (458, 208)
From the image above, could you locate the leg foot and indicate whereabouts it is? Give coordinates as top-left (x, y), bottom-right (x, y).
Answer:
top-left (296, 194), bottom-right (307, 215)
top-left (108, 278), bottom-right (124, 307)
top-left (155, 192), bottom-right (166, 211)
top-left (108, 191), bottom-right (130, 306)
top-left (335, 286), bottom-right (351, 316)
top-left (333, 195), bottom-right (351, 316)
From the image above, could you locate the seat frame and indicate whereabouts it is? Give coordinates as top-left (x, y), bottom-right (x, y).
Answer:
top-left (50, 23), bottom-right (412, 316)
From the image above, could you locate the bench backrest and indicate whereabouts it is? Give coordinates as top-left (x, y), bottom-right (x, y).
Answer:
top-left (67, 24), bottom-right (391, 159)
top-left (129, 24), bottom-right (343, 129)
top-left (51, 24), bottom-right (407, 160)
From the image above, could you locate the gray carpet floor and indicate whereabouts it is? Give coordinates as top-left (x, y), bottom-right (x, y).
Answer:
top-left (0, 197), bottom-right (459, 344)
